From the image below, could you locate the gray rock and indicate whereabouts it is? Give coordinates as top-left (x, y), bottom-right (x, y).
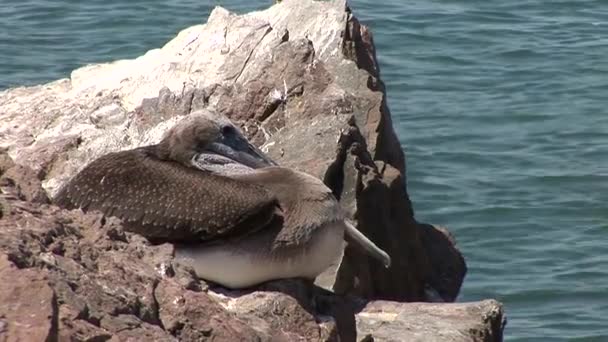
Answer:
top-left (356, 300), bottom-right (506, 342)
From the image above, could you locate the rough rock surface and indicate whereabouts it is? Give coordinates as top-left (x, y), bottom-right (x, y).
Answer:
top-left (0, 0), bottom-right (503, 341)
top-left (357, 300), bottom-right (506, 342)
top-left (0, 255), bottom-right (56, 342)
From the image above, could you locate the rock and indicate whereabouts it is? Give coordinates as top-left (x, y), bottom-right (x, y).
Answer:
top-left (0, 164), bottom-right (50, 204)
top-left (356, 300), bottom-right (506, 342)
top-left (0, 0), bottom-right (504, 340)
top-left (0, 149), bottom-right (15, 175)
top-left (0, 0), bottom-right (464, 303)
top-left (0, 254), bottom-right (57, 342)
top-left (155, 279), bottom-right (262, 341)
top-left (207, 283), bottom-right (338, 341)
top-left (418, 223), bottom-right (467, 302)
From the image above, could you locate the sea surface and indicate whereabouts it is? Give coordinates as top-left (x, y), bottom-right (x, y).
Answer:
top-left (1, 0), bottom-right (606, 340)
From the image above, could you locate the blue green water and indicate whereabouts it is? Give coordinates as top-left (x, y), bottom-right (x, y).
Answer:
top-left (1, 1), bottom-right (607, 340)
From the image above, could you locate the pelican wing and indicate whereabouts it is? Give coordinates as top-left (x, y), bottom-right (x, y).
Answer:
top-left (54, 147), bottom-right (279, 242)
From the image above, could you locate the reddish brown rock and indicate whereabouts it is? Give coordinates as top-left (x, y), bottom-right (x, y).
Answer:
top-left (0, 162), bottom-right (50, 204)
top-left (155, 279), bottom-right (262, 341)
top-left (57, 305), bottom-right (113, 342)
top-left (0, 254), bottom-right (56, 342)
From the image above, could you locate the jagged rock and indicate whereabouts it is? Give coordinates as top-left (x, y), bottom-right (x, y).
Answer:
top-left (0, 0), bottom-right (504, 340)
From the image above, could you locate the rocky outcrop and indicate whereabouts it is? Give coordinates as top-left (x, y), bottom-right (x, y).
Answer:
top-left (0, 0), bottom-right (502, 340)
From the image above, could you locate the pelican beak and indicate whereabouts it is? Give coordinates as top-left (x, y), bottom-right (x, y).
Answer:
top-left (243, 141), bottom-right (278, 168)
top-left (207, 135), bottom-right (276, 169)
top-left (344, 221), bottom-right (391, 268)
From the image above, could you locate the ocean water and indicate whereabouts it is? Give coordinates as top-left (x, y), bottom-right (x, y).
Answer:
top-left (1, 0), bottom-right (606, 340)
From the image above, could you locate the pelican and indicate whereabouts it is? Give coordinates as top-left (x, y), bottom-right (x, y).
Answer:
top-left (54, 110), bottom-right (390, 288)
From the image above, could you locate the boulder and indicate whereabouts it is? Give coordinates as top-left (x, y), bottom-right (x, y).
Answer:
top-left (356, 300), bottom-right (506, 342)
top-left (0, 0), bottom-right (503, 340)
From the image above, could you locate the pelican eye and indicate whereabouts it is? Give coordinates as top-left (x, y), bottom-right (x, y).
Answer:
top-left (221, 124), bottom-right (236, 136)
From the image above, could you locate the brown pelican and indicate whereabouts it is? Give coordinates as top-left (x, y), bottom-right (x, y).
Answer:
top-left (54, 110), bottom-right (390, 288)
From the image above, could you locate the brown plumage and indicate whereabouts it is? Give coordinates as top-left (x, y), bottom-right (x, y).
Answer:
top-left (54, 146), bottom-right (278, 242)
